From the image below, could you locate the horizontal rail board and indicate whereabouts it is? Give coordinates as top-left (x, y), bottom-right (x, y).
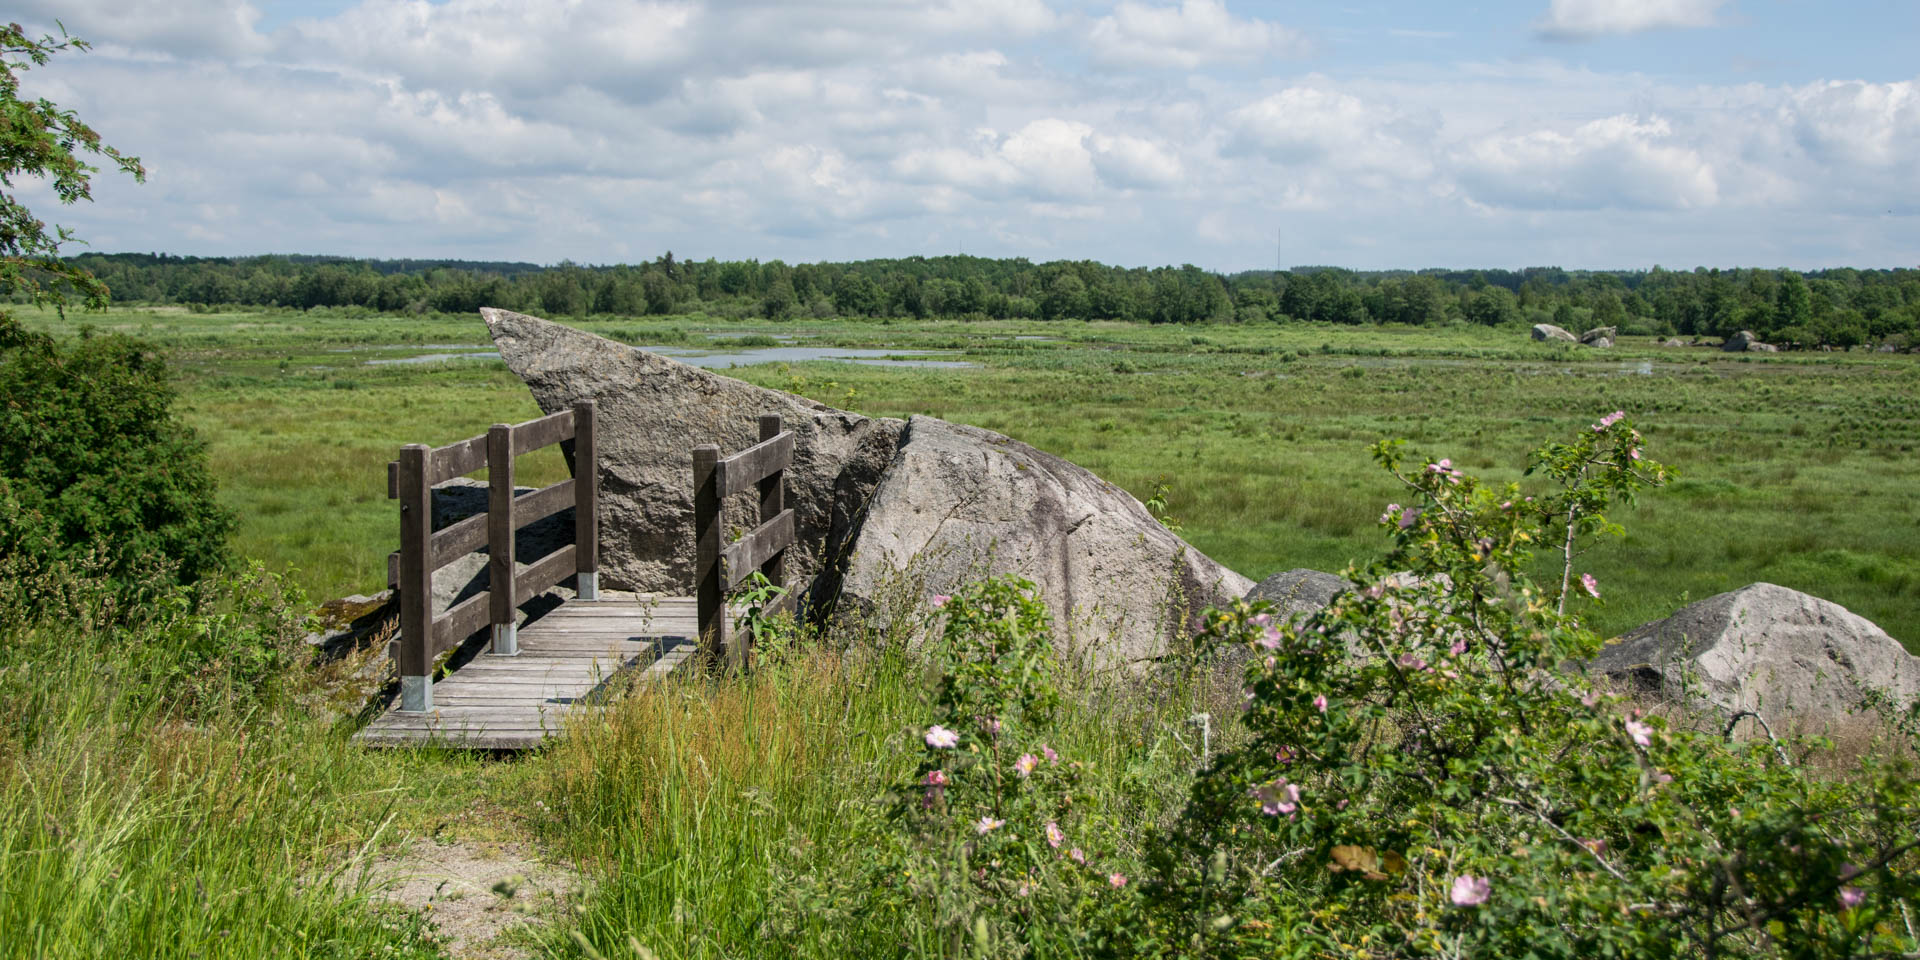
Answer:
top-left (428, 435), bottom-right (489, 487)
top-left (432, 510), bottom-right (489, 570)
top-left (715, 431), bottom-right (793, 498)
top-left (512, 409), bottom-right (576, 456)
top-left (515, 543), bottom-right (579, 600)
top-left (386, 434), bottom-right (488, 499)
top-left (517, 479), bottom-right (575, 525)
top-left (385, 482), bottom-right (578, 585)
top-left (721, 509), bottom-right (795, 591)
top-left (433, 590), bottom-right (493, 655)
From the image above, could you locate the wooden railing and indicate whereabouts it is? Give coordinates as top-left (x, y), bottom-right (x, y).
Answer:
top-left (691, 414), bottom-right (795, 670)
top-left (387, 400), bottom-right (599, 712)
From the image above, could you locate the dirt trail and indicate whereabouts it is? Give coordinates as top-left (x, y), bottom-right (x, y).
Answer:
top-left (371, 838), bottom-right (577, 959)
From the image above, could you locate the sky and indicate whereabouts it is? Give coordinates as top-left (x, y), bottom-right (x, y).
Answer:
top-left (10, 0), bottom-right (1919, 272)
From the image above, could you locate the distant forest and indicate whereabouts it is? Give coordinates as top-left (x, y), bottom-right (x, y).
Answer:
top-left (64, 252), bottom-right (1920, 348)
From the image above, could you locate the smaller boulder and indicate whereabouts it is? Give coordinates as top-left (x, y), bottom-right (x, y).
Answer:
top-left (1588, 583), bottom-right (1920, 721)
top-left (1660, 337), bottom-right (1687, 347)
top-left (1721, 330), bottom-right (1775, 352)
top-left (1579, 326), bottom-right (1617, 347)
top-left (1248, 569), bottom-right (1353, 620)
top-left (1748, 342), bottom-right (1779, 353)
top-left (1532, 323), bottom-right (1577, 343)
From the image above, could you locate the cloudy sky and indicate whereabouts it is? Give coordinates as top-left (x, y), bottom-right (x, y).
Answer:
top-left (12, 0), bottom-right (1918, 270)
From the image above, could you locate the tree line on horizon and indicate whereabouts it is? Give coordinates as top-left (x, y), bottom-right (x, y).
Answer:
top-left (58, 251), bottom-right (1920, 349)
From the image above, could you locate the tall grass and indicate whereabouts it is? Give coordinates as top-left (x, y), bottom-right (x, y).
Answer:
top-left (542, 630), bottom-right (1215, 959)
top-left (0, 578), bottom-right (444, 959)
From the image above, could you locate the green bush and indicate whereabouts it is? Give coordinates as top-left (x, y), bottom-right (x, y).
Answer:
top-left (1139, 415), bottom-right (1920, 957)
top-left (0, 315), bottom-right (234, 618)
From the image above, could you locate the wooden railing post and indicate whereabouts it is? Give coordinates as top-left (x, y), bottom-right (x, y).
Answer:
top-left (757, 414), bottom-right (785, 595)
top-left (573, 400), bottom-right (599, 601)
top-left (692, 443), bottom-right (727, 667)
top-left (397, 443), bottom-right (434, 712)
top-left (487, 422), bottom-right (518, 656)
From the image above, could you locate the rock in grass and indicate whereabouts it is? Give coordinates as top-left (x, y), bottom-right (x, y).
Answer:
top-left (1531, 323), bottom-right (1577, 343)
top-left (483, 309), bottom-right (1250, 665)
top-left (825, 416), bottom-right (1253, 668)
top-left (1589, 583), bottom-right (1920, 720)
top-left (1579, 326), bottom-right (1617, 347)
top-left (1721, 329), bottom-right (1776, 352)
top-left (483, 307), bottom-right (905, 595)
top-left (1248, 568), bottom-right (1353, 620)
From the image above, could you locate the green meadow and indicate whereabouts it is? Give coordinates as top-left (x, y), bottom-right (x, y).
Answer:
top-left (17, 304), bottom-right (1920, 648)
top-left (8, 304), bottom-right (1920, 959)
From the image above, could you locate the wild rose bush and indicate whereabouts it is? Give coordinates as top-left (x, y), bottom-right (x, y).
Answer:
top-left (1142, 414), bottom-right (1920, 958)
top-left (896, 576), bottom-right (1144, 957)
top-left (776, 576), bottom-right (1142, 958)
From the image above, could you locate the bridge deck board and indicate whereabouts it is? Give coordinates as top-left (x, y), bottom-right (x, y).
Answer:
top-left (356, 597), bottom-right (711, 750)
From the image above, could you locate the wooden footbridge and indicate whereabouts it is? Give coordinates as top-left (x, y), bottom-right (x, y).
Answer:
top-left (356, 403), bottom-right (796, 749)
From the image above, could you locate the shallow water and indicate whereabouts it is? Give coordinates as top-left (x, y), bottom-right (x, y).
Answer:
top-left (364, 351), bottom-right (499, 365)
top-left (363, 344), bottom-right (978, 369)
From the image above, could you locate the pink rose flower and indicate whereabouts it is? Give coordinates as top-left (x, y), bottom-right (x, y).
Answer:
top-left (923, 769), bottom-right (948, 787)
top-left (1313, 694), bottom-right (1328, 713)
top-left (1625, 719), bottom-right (1653, 747)
top-left (1108, 873), bottom-right (1128, 888)
top-left (975, 816), bottom-right (1004, 834)
top-left (925, 725), bottom-right (960, 749)
top-left (1450, 875), bottom-right (1491, 906)
top-left (930, 594), bottom-right (950, 609)
top-left (1580, 573), bottom-right (1600, 598)
top-left (1014, 753), bottom-right (1039, 777)
top-left (1045, 821), bottom-right (1064, 849)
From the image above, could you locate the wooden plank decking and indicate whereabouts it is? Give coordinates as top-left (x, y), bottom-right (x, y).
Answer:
top-left (356, 596), bottom-right (711, 749)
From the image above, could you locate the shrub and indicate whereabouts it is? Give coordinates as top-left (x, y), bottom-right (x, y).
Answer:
top-left (1142, 414), bottom-right (1920, 958)
top-left (770, 576), bottom-right (1142, 957)
top-left (0, 317), bottom-right (234, 618)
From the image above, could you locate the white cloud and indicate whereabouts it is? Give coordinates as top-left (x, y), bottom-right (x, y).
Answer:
top-left (1226, 82), bottom-right (1431, 178)
top-left (1535, 0), bottom-right (1729, 39)
top-left (5, 0), bottom-right (1914, 270)
top-left (1453, 115), bottom-right (1719, 210)
top-left (1088, 0), bottom-right (1305, 70)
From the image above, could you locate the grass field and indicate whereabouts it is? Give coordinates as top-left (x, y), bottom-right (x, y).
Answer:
top-left (7, 303), bottom-right (1919, 958)
top-left (19, 304), bottom-right (1918, 649)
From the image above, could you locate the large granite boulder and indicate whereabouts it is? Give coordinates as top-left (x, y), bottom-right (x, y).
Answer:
top-left (1721, 330), bottom-right (1777, 352)
top-left (1532, 323), bottom-right (1577, 343)
top-left (1248, 568), bottom-right (1352, 621)
top-left (1588, 583), bottom-right (1920, 720)
top-left (825, 416), bottom-right (1253, 667)
top-left (1579, 326), bottom-right (1617, 347)
top-left (483, 308), bottom-right (905, 594)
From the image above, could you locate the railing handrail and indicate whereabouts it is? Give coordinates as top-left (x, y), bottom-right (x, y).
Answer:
top-left (692, 413), bottom-right (794, 670)
top-left (390, 399), bottom-right (599, 712)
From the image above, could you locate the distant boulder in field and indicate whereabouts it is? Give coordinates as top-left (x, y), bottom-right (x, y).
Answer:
top-left (1660, 337), bottom-right (1688, 347)
top-left (483, 308), bottom-right (1250, 665)
top-left (1579, 326), bottom-right (1617, 347)
top-left (1532, 323), bottom-right (1578, 343)
top-left (484, 307), bottom-right (905, 596)
top-left (1721, 330), bottom-right (1777, 352)
top-left (831, 416), bottom-right (1253, 668)
top-left (1248, 568), bottom-right (1352, 620)
top-left (1588, 583), bottom-right (1920, 721)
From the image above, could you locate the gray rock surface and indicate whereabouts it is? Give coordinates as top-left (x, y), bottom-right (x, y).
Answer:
top-left (1248, 568), bottom-right (1353, 620)
top-left (1579, 326), bottom-right (1617, 347)
top-left (1720, 329), bottom-right (1779, 352)
top-left (1589, 582), bottom-right (1920, 720)
top-left (1660, 337), bottom-right (1688, 347)
top-left (483, 307), bottom-right (905, 594)
top-left (1532, 323), bottom-right (1577, 343)
top-left (829, 416), bottom-right (1253, 667)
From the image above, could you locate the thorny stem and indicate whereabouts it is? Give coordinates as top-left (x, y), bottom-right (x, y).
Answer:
top-left (1722, 710), bottom-right (1793, 767)
top-left (1492, 794), bottom-right (1629, 882)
